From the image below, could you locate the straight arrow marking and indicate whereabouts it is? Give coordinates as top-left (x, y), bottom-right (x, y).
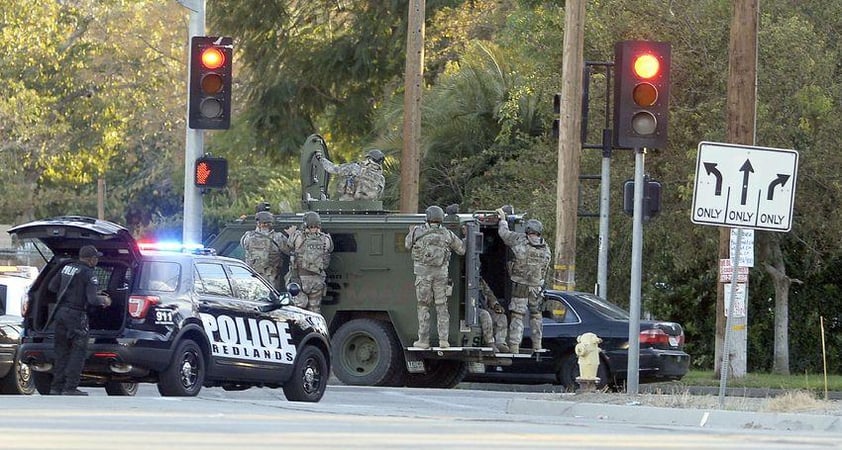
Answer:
top-left (739, 159), bottom-right (754, 205)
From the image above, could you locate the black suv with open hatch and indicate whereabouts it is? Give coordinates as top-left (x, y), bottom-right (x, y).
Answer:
top-left (10, 216), bottom-right (330, 401)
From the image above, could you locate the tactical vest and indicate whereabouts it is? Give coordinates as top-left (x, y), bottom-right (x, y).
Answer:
top-left (509, 240), bottom-right (551, 285)
top-left (244, 232), bottom-right (281, 267)
top-left (411, 227), bottom-right (452, 267)
top-left (355, 165), bottom-right (384, 199)
top-left (297, 232), bottom-right (329, 274)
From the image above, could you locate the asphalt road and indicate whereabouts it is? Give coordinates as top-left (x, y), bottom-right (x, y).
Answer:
top-left (0, 383), bottom-right (840, 449)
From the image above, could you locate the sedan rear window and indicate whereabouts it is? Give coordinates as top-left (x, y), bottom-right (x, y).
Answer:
top-left (574, 292), bottom-right (630, 320)
top-left (138, 261), bottom-right (180, 292)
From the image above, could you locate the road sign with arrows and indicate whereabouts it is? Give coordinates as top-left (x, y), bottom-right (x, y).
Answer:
top-left (691, 141), bottom-right (798, 232)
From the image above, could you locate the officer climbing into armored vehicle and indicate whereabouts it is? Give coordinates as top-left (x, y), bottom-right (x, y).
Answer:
top-left (240, 210), bottom-right (285, 289)
top-left (478, 278), bottom-right (509, 352)
top-left (497, 209), bottom-right (552, 353)
top-left (315, 148), bottom-right (386, 201)
top-left (283, 211), bottom-right (333, 314)
top-left (405, 205), bottom-right (466, 349)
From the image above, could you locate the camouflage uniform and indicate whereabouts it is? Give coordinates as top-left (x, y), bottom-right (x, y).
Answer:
top-left (404, 209), bottom-right (466, 349)
top-left (317, 150), bottom-right (385, 201)
top-left (498, 217), bottom-right (551, 353)
top-left (478, 278), bottom-right (509, 352)
top-left (285, 214), bottom-right (333, 314)
top-left (240, 214), bottom-right (285, 289)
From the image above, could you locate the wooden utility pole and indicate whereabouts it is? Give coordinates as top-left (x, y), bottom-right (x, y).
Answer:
top-left (552, 0), bottom-right (586, 292)
top-left (716, 0), bottom-right (758, 378)
top-left (400, 0), bottom-right (425, 213)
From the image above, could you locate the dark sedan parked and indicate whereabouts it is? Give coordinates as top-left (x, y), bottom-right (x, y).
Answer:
top-left (472, 290), bottom-right (690, 390)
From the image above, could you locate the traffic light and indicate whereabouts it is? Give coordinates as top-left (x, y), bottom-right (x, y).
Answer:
top-left (194, 156), bottom-right (228, 188)
top-left (613, 41), bottom-right (670, 149)
top-left (189, 36), bottom-right (233, 130)
top-left (623, 178), bottom-right (662, 221)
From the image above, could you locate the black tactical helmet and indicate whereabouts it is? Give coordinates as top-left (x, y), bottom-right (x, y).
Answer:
top-left (525, 219), bottom-right (543, 235)
top-left (366, 149), bottom-right (385, 164)
top-left (303, 211), bottom-right (321, 228)
top-left (255, 211), bottom-right (274, 224)
top-left (425, 205), bottom-right (445, 223)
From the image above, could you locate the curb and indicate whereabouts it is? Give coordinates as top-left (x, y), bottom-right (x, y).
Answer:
top-left (506, 398), bottom-right (842, 432)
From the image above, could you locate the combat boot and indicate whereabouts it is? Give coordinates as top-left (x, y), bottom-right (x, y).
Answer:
top-left (509, 344), bottom-right (519, 354)
top-left (438, 341), bottom-right (450, 348)
top-left (495, 342), bottom-right (510, 353)
top-left (413, 339), bottom-right (430, 349)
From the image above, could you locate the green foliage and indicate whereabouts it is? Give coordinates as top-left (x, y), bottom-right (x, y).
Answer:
top-left (4, 0), bottom-right (842, 377)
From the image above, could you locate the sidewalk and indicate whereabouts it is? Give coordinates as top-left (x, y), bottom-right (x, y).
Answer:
top-left (507, 395), bottom-right (842, 432)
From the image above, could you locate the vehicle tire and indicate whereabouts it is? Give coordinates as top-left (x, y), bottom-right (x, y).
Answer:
top-left (558, 354), bottom-right (608, 392)
top-left (157, 340), bottom-right (205, 397)
top-left (283, 345), bottom-right (329, 402)
top-left (32, 371), bottom-right (52, 396)
top-left (405, 360), bottom-right (467, 389)
top-left (331, 319), bottom-right (404, 386)
top-left (0, 358), bottom-right (35, 395)
top-left (105, 381), bottom-right (138, 396)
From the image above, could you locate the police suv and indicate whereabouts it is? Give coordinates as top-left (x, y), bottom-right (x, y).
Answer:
top-left (10, 216), bottom-right (330, 401)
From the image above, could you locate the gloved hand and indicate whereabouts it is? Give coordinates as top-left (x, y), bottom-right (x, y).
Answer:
top-left (492, 303), bottom-right (505, 314)
top-left (495, 208), bottom-right (506, 221)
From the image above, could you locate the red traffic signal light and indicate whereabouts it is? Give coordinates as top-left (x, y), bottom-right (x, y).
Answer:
top-left (189, 37), bottom-right (233, 130)
top-left (613, 41), bottom-right (671, 149)
top-left (194, 156), bottom-right (228, 188)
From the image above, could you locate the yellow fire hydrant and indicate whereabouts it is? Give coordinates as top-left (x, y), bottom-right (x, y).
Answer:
top-left (574, 332), bottom-right (603, 392)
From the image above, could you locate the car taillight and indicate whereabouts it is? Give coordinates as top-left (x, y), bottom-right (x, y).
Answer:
top-left (639, 328), bottom-right (670, 346)
top-left (128, 295), bottom-right (160, 319)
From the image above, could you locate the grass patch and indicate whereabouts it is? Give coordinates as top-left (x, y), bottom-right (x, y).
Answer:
top-left (681, 370), bottom-right (842, 392)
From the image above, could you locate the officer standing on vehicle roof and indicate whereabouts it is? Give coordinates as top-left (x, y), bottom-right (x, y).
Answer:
top-left (405, 206), bottom-right (466, 349)
top-left (315, 148), bottom-right (386, 201)
top-left (241, 210), bottom-right (286, 289)
top-left (47, 245), bottom-right (111, 395)
top-left (284, 211), bottom-right (333, 314)
top-left (497, 209), bottom-right (551, 353)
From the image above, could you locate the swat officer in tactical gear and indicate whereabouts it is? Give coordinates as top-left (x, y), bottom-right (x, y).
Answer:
top-left (478, 278), bottom-right (509, 352)
top-left (241, 210), bottom-right (285, 289)
top-left (284, 211), bottom-right (333, 314)
top-left (405, 205), bottom-right (466, 349)
top-left (47, 245), bottom-right (111, 395)
top-left (497, 211), bottom-right (552, 353)
top-left (314, 148), bottom-right (386, 201)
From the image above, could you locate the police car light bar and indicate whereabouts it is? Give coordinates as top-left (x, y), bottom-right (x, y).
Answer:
top-left (137, 242), bottom-right (216, 255)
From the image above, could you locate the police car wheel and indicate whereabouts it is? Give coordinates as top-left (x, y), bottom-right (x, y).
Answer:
top-left (157, 340), bottom-right (205, 397)
top-left (283, 345), bottom-right (328, 402)
top-left (105, 381), bottom-right (138, 396)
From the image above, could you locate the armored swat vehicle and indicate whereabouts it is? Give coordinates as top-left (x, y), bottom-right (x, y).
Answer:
top-left (209, 135), bottom-right (543, 388)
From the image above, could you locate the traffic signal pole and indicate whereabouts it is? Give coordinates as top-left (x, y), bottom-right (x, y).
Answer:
top-left (626, 147), bottom-right (646, 394)
top-left (181, 0), bottom-right (205, 246)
